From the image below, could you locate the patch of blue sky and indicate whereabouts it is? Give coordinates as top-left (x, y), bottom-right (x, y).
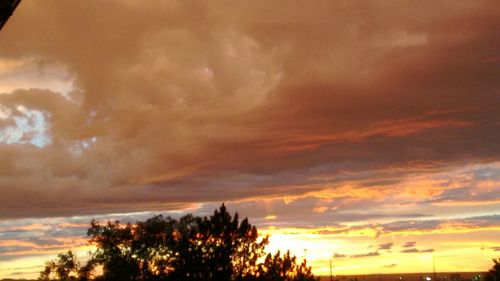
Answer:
top-left (0, 106), bottom-right (51, 148)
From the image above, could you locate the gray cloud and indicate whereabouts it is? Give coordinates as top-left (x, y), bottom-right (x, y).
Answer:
top-left (350, 251), bottom-right (380, 258)
top-left (0, 245), bottom-right (32, 254)
top-left (377, 242), bottom-right (394, 251)
top-left (403, 241), bottom-right (416, 248)
top-left (401, 248), bottom-right (434, 253)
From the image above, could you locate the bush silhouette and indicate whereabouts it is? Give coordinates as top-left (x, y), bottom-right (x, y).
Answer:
top-left (39, 204), bottom-right (318, 281)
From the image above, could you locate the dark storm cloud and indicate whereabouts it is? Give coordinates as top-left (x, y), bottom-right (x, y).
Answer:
top-left (0, 0), bottom-right (498, 219)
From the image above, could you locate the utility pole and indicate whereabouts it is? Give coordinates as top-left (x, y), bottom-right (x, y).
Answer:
top-left (433, 256), bottom-right (437, 281)
top-left (330, 258), bottom-right (333, 281)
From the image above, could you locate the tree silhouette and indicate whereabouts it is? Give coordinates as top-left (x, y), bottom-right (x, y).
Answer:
top-left (484, 258), bottom-right (500, 281)
top-left (39, 204), bottom-right (317, 281)
top-left (86, 220), bottom-right (139, 281)
top-left (38, 250), bottom-right (79, 281)
top-left (256, 251), bottom-right (316, 281)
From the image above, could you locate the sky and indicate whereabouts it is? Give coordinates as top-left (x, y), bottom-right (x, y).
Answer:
top-left (0, 0), bottom-right (499, 279)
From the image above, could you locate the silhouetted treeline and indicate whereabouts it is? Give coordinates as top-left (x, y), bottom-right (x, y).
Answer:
top-left (38, 204), bottom-right (318, 281)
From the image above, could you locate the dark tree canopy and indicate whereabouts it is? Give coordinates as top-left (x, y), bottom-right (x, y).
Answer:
top-left (484, 258), bottom-right (500, 281)
top-left (39, 204), bottom-right (318, 281)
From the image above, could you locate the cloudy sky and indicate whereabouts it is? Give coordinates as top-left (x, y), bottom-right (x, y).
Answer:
top-left (0, 0), bottom-right (499, 278)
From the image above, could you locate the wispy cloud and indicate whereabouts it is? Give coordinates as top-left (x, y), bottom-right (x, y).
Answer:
top-left (350, 251), bottom-right (380, 258)
top-left (402, 242), bottom-right (416, 248)
top-left (377, 242), bottom-right (394, 251)
top-left (400, 248), bottom-right (434, 254)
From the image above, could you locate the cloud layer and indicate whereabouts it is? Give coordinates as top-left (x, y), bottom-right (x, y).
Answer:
top-left (0, 0), bottom-right (499, 218)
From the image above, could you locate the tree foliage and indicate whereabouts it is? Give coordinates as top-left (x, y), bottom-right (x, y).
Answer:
top-left (484, 258), bottom-right (500, 281)
top-left (39, 204), bottom-right (317, 281)
top-left (38, 250), bottom-right (80, 281)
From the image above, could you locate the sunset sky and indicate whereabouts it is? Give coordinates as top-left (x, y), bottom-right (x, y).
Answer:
top-left (0, 0), bottom-right (499, 279)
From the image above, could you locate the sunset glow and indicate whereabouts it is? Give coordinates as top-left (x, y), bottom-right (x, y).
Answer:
top-left (0, 0), bottom-right (499, 279)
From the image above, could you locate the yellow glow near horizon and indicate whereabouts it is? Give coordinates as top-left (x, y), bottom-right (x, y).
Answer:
top-left (261, 227), bottom-right (499, 275)
top-left (0, 245), bottom-right (94, 279)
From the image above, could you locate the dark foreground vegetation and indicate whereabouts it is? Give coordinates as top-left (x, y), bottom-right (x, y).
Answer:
top-left (38, 204), bottom-right (317, 281)
top-left (484, 258), bottom-right (500, 281)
